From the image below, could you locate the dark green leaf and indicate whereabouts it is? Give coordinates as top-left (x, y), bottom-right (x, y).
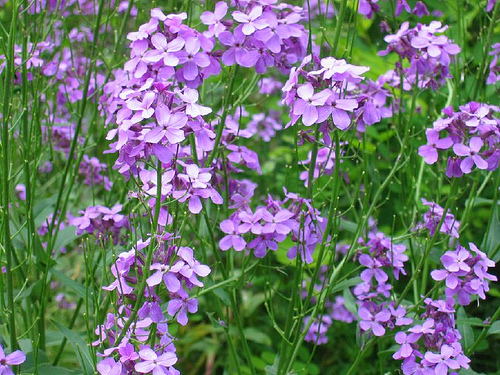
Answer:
top-left (457, 307), bottom-right (474, 352)
top-left (244, 328), bottom-right (272, 346)
top-left (50, 269), bottom-right (92, 304)
top-left (51, 320), bottom-right (94, 375)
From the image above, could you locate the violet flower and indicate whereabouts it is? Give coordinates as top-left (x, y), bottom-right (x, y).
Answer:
top-left (135, 348), bottom-right (177, 374)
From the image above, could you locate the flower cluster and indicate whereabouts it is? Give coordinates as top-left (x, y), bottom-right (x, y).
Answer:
top-left (418, 102), bottom-right (500, 176)
top-left (94, 3), bottom-right (310, 371)
top-left (78, 155), bottom-right (113, 191)
top-left (358, 0), bottom-right (429, 19)
top-left (95, 236), bottom-right (210, 375)
top-left (355, 230), bottom-right (412, 337)
top-left (431, 242), bottom-right (497, 306)
top-left (414, 198), bottom-right (460, 238)
top-left (379, 21), bottom-right (460, 89)
top-left (487, 43), bottom-right (500, 85)
top-left (394, 298), bottom-right (471, 375)
top-left (71, 204), bottom-right (130, 245)
top-left (38, 212), bottom-right (72, 253)
top-left (283, 55), bottom-right (383, 132)
top-left (299, 145), bottom-right (345, 187)
top-left (219, 189), bottom-right (328, 263)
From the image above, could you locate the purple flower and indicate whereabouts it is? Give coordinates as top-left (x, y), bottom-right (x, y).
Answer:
top-left (167, 289), bottom-right (198, 326)
top-left (219, 29), bottom-right (259, 68)
top-left (358, 307), bottom-right (391, 336)
top-left (393, 332), bottom-right (418, 359)
top-left (15, 184), bottom-right (26, 200)
top-left (177, 37), bottom-right (211, 81)
top-left (408, 318), bottom-right (435, 337)
top-left (412, 1), bottom-right (429, 17)
top-left (292, 84), bottom-right (330, 126)
top-left (178, 164), bottom-right (212, 189)
top-left (359, 254), bottom-right (388, 284)
top-left (418, 129), bottom-right (453, 164)
top-left (135, 348), bottom-right (177, 374)
top-left (177, 246), bottom-right (211, 287)
top-left (424, 345), bottom-right (460, 375)
top-left (0, 346), bottom-right (26, 375)
top-left (262, 209), bottom-right (295, 235)
top-left (201, 2), bottom-right (228, 37)
top-left (452, 137), bottom-right (488, 173)
top-left (145, 107), bottom-right (187, 144)
top-left (177, 88), bottom-right (212, 117)
top-left (147, 262), bottom-right (183, 292)
top-left (97, 358), bottom-right (123, 375)
top-left (232, 6), bottom-right (267, 36)
top-left (441, 250), bottom-right (471, 273)
top-left (238, 209), bottom-right (263, 234)
top-left (219, 220), bottom-right (246, 251)
top-left (325, 96), bottom-right (358, 130)
top-left (126, 91), bottom-right (156, 123)
top-left (144, 35), bottom-right (185, 66)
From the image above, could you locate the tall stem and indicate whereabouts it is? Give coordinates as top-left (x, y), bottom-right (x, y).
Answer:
top-left (1, 0), bottom-right (20, 351)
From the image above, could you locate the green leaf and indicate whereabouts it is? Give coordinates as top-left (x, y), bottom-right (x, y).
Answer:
top-left (455, 318), bottom-right (488, 327)
top-left (22, 364), bottom-right (83, 375)
top-left (243, 291), bottom-right (266, 318)
top-left (243, 328), bottom-right (272, 346)
top-left (53, 226), bottom-right (79, 253)
top-left (331, 277), bottom-right (362, 295)
top-left (20, 350), bottom-right (50, 372)
top-left (343, 288), bottom-right (358, 316)
top-left (482, 204), bottom-right (500, 261)
top-left (486, 321), bottom-right (500, 336)
top-left (51, 320), bottom-right (94, 375)
top-left (458, 369), bottom-right (486, 375)
top-left (340, 219), bottom-right (358, 233)
top-left (50, 269), bottom-right (91, 304)
top-left (457, 307), bottom-right (474, 352)
top-left (212, 287), bottom-right (231, 306)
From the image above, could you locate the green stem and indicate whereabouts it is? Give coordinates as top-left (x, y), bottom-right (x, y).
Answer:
top-left (1, 0), bottom-right (21, 351)
top-left (466, 304), bottom-right (500, 355)
top-left (206, 66), bottom-right (238, 167)
top-left (37, 0), bottom-right (107, 351)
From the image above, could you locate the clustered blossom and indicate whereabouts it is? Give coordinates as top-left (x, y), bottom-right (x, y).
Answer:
top-left (355, 228), bottom-right (412, 337)
top-left (487, 43), bottom-right (500, 85)
top-left (71, 204), bottom-right (130, 245)
top-left (219, 188), bottom-right (329, 263)
top-left (38, 212), bottom-right (72, 254)
top-left (79, 155), bottom-right (113, 191)
top-left (302, 225), bottom-right (413, 344)
top-left (94, 2), bottom-right (312, 372)
top-left (94, 236), bottom-right (210, 375)
top-left (431, 242), bottom-right (497, 306)
top-left (358, 0), bottom-right (429, 19)
top-left (100, 3), bottom-right (309, 215)
top-left (393, 241), bottom-right (496, 374)
top-left (299, 145), bottom-right (345, 187)
top-left (379, 21), bottom-right (460, 89)
top-left (418, 102), bottom-right (500, 176)
top-left (394, 298), bottom-right (471, 375)
top-left (283, 55), bottom-right (385, 132)
top-left (414, 198), bottom-right (460, 238)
